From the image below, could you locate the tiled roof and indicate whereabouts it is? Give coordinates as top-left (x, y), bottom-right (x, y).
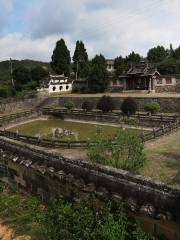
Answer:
top-left (126, 63), bottom-right (158, 76)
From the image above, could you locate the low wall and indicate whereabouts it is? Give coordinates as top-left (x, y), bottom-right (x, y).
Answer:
top-left (0, 138), bottom-right (180, 238)
top-left (57, 96), bottom-right (180, 112)
top-left (0, 137), bottom-right (180, 220)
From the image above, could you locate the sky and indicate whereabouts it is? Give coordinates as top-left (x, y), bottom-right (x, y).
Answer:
top-left (1, 0), bottom-right (180, 62)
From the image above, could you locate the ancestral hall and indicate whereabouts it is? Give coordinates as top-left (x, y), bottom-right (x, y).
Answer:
top-left (109, 61), bottom-right (180, 92)
top-left (110, 62), bottom-right (160, 92)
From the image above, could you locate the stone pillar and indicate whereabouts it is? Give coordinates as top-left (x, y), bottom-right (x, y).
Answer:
top-left (148, 78), bottom-right (152, 91)
top-left (123, 78), bottom-right (127, 91)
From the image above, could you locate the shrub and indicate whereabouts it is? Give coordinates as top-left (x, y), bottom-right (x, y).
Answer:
top-left (82, 101), bottom-right (93, 111)
top-left (43, 197), bottom-right (157, 240)
top-left (144, 101), bottom-right (160, 114)
top-left (175, 84), bottom-right (180, 93)
top-left (121, 97), bottom-right (137, 116)
top-left (64, 100), bottom-right (74, 110)
top-left (96, 95), bottom-right (114, 113)
top-left (88, 129), bottom-right (146, 173)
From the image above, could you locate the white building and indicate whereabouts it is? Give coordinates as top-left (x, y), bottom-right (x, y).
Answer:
top-left (48, 74), bottom-right (73, 94)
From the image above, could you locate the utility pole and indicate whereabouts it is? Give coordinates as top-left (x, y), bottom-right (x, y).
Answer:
top-left (10, 58), bottom-right (14, 87)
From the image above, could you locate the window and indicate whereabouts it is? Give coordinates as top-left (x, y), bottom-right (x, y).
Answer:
top-left (156, 79), bottom-right (162, 84)
top-left (166, 79), bottom-right (172, 85)
top-left (52, 86), bottom-right (56, 91)
top-left (59, 86), bottom-right (63, 91)
top-left (66, 85), bottom-right (69, 90)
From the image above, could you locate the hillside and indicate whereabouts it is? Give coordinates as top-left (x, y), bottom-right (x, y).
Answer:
top-left (0, 59), bottom-right (50, 82)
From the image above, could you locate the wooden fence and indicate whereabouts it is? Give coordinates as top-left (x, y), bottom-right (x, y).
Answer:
top-left (0, 119), bottom-right (179, 148)
top-left (42, 108), bottom-right (180, 124)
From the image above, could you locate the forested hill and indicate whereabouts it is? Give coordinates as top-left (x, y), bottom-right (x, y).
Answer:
top-left (0, 59), bottom-right (50, 82)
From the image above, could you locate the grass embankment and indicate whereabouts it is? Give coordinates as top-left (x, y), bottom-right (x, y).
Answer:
top-left (143, 133), bottom-right (180, 185)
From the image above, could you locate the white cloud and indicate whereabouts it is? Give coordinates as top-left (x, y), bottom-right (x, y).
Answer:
top-left (1, 0), bottom-right (180, 61)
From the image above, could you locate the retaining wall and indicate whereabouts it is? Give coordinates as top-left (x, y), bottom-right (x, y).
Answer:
top-left (0, 138), bottom-right (180, 238)
top-left (57, 96), bottom-right (180, 112)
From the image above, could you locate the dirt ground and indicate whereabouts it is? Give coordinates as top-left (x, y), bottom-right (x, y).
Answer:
top-left (0, 225), bottom-right (31, 240)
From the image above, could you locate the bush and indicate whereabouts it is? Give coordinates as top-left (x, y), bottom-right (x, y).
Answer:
top-left (144, 101), bottom-right (160, 114)
top-left (43, 197), bottom-right (158, 240)
top-left (175, 84), bottom-right (180, 93)
top-left (64, 100), bottom-right (74, 110)
top-left (82, 101), bottom-right (93, 111)
top-left (121, 97), bottom-right (137, 116)
top-left (88, 129), bottom-right (146, 173)
top-left (96, 95), bottom-right (114, 113)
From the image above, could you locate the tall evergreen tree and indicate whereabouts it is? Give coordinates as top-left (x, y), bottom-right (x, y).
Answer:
top-left (88, 54), bottom-right (109, 92)
top-left (73, 41), bottom-right (89, 79)
top-left (51, 39), bottom-right (71, 76)
top-left (147, 46), bottom-right (168, 63)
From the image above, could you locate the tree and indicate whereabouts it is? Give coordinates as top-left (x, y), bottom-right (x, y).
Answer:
top-left (114, 56), bottom-right (126, 76)
top-left (88, 54), bottom-right (109, 92)
top-left (121, 97), bottom-right (137, 116)
top-left (173, 46), bottom-right (180, 59)
top-left (147, 46), bottom-right (168, 63)
top-left (51, 39), bottom-right (71, 76)
top-left (88, 129), bottom-right (146, 173)
top-left (31, 66), bottom-right (49, 84)
top-left (82, 101), bottom-right (93, 111)
top-left (125, 51), bottom-right (141, 64)
top-left (157, 58), bottom-right (177, 74)
top-left (73, 41), bottom-right (89, 79)
top-left (96, 95), bottom-right (114, 113)
top-left (144, 101), bottom-right (160, 114)
top-left (13, 66), bottom-right (31, 90)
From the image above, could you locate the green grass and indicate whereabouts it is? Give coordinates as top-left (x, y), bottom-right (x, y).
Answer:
top-left (9, 119), bottom-right (142, 141)
top-left (0, 184), bottom-right (45, 239)
top-left (143, 138), bottom-right (180, 185)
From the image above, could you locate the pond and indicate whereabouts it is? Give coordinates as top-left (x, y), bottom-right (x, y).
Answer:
top-left (8, 119), bottom-right (143, 141)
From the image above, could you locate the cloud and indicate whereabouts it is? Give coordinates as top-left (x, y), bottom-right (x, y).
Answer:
top-left (1, 0), bottom-right (180, 61)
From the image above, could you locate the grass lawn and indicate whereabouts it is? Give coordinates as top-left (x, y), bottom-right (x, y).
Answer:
top-left (8, 119), bottom-right (142, 141)
top-left (143, 136), bottom-right (180, 185)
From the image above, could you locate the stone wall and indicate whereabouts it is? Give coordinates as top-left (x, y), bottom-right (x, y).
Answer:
top-left (0, 137), bottom-right (180, 221)
top-left (57, 96), bottom-right (180, 112)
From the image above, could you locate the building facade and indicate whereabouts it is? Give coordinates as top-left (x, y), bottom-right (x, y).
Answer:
top-left (109, 62), bottom-right (180, 93)
top-left (48, 75), bottom-right (73, 94)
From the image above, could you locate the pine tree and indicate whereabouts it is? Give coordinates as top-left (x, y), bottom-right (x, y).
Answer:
top-left (51, 39), bottom-right (71, 76)
top-left (88, 54), bottom-right (109, 92)
top-left (73, 41), bottom-right (89, 79)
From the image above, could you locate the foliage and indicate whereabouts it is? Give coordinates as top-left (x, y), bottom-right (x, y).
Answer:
top-left (82, 100), bottom-right (93, 111)
top-left (157, 58), bottom-right (178, 74)
top-left (0, 59), bottom-right (50, 82)
top-left (73, 41), bottom-right (89, 78)
top-left (147, 46), bottom-right (168, 63)
top-left (114, 52), bottom-right (141, 77)
top-left (13, 66), bottom-right (31, 90)
top-left (175, 83), bottom-right (180, 93)
top-left (51, 38), bottom-right (71, 76)
top-left (88, 129), bottom-right (146, 173)
top-left (64, 100), bottom-right (74, 110)
top-left (31, 66), bottom-right (49, 83)
top-left (0, 184), bottom-right (45, 238)
top-left (96, 95), bottom-right (114, 113)
top-left (176, 104), bottom-right (180, 116)
top-left (121, 97), bottom-right (137, 116)
top-left (43, 197), bottom-right (159, 240)
top-left (72, 82), bottom-right (88, 93)
top-left (144, 101), bottom-right (160, 114)
top-left (88, 54), bottom-right (109, 92)
top-left (119, 116), bottom-right (139, 126)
